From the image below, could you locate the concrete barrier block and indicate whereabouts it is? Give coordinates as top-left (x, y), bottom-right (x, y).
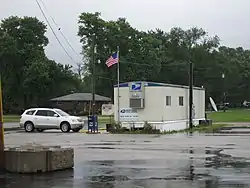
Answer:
top-left (5, 150), bottom-right (47, 173)
top-left (49, 148), bottom-right (74, 171)
top-left (4, 144), bottom-right (74, 173)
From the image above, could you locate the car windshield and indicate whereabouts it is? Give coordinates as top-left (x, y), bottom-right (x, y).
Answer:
top-left (55, 109), bottom-right (70, 117)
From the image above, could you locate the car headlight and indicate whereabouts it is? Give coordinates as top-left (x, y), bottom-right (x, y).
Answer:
top-left (71, 119), bottom-right (77, 122)
top-left (77, 118), bottom-right (83, 122)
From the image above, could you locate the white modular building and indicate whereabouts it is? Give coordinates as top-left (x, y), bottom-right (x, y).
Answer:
top-left (114, 81), bottom-right (205, 132)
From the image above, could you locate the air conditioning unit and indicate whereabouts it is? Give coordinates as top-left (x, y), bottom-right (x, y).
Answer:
top-left (130, 98), bottom-right (144, 109)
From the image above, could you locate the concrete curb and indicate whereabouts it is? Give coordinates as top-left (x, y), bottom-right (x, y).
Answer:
top-left (218, 131), bottom-right (250, 134)
top-left (4, 127), bottom-right (21, 132)
top-left (80, 129), bottom-right (107, 134)
top-left (220, 126), bottom-right (250, 130)
top-left (4, 127), bottom-right (106, 133)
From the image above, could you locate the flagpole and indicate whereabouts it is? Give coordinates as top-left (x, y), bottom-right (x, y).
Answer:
top-left (117, 46), bottom-right (120, 123)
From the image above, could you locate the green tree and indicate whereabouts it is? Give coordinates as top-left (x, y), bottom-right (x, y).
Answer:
top-left (78, 12), bottom-right (228, 106)
top-left (0, 16), bottom-right (83, 113)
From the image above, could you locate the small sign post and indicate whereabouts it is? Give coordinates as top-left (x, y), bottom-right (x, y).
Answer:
top-left (102, 104), bottom-right (114, 125)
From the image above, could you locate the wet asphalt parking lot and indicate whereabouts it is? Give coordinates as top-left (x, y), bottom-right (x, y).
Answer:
top-left (1, 131), bottom-right (250, 188)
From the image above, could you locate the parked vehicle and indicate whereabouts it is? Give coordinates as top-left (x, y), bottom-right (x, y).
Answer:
top-left (20, 108), bottom-right (85, 133)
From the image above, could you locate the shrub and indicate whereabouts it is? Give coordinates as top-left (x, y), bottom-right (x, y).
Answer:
top-left (107, 121), bottom-right (160, 134)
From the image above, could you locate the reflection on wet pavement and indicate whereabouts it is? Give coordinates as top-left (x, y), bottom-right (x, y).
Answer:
top-left (2, 132), bottom-right (250, 187)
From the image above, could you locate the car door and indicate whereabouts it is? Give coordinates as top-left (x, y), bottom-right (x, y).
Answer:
top-left (34, 110), bottom-right (49, 128)
top-left (46, 110), bottom-right (60, 128)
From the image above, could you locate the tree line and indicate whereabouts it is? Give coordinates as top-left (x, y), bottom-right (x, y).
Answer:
top-left (0, 13), bottom-right (249, 114)
top-left (0, 16), bottom-right (83, 114)
top-left (78, 12), bottom-right (250, 107)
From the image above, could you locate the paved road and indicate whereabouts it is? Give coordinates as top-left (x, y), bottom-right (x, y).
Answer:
top-left (2, 131), bottom-right (250, 187)
top-left (3, 122), bottom-right (106, 131)
top-left (3, 122), bottom-right (19, 130)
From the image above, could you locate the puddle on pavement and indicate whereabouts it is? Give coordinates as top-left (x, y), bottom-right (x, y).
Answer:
top-left (84, 143), bottom-right (121, 146)
top-left (2, 134), bottom-right (250, 187)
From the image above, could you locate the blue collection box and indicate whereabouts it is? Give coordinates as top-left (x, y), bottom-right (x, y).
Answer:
top-left (87, 115), bottom-right (98, 133)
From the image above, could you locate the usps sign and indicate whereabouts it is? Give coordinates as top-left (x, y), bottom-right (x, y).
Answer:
top-left (119, 108), bottom-right (138, 122)
top-left (130, 82), bottom-right (142, 91)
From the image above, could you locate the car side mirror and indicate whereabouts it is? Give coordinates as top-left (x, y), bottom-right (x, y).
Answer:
top-left (54, 114), bottom-right (59, 117)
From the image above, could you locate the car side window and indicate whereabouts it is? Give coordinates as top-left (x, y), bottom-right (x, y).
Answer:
top-left (47, 110), bottom-right (58, 117)
top-left (35, 110), bottom-right (48, 116)
top-left (26, 110), bottom-right (36, 115)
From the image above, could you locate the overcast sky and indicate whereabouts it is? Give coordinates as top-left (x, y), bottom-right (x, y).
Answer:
top-left (1, 0), bottom-right (250, 67)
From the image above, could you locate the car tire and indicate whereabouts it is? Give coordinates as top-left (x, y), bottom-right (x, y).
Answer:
top-left (36, 129), bottom-right (44, 132)
top-left (24, 121), bottom-right (35, 132)
top-left (60, 122), bottom-right (71, 133)
top-left (72, 128), bottom-right (81, 132)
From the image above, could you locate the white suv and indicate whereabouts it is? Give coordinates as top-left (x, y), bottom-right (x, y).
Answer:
top-left (20, 108), bottom-right (85, 133)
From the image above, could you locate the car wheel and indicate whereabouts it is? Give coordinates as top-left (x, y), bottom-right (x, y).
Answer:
top-left (36, 129), bottom-right (44, 132)
top-left (72, 128), bottom-right (81, 132)
top-left (60, 122), bottom-right (71, 133)
top-left (24, 122), bottom-right (35, 132)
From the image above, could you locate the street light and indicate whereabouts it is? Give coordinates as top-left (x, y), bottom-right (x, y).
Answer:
top-left (222, 73), bottom-right (225, 79)
top-left (222, 73), bottom-right (226, 112)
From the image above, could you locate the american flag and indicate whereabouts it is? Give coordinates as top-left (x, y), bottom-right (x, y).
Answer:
top-left (105, 52), bottom-right (119, 68)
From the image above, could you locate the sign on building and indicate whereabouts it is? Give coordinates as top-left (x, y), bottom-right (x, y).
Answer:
top-left (129, 82), bottom-right (145, 109)
top-left (119, 108), bottom-right (138, 122)
top-left (131, 82), bottom-right (142, 91)
top-left (102, 104), bottom-right (114, 116)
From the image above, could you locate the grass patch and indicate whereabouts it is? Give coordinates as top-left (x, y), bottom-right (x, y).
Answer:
top-left (163, 124), bottom-right (227, 134)
top-left (98, 116), bottom-right (114, 124)
top-left (3, 115), bottom-right (20, 123)
top-left (207, 109), bottom-right (250, 122)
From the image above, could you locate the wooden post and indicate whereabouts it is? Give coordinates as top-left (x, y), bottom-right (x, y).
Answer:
top-left (0, 78), bottom-right (5, 170)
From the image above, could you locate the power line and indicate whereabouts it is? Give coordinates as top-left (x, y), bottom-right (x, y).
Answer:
top-left (35, 0), bottom-right (78, 64)
top-left (97, 76), bottom-right (125, 83)
top-left (38, 0), bottom-right (81, 59)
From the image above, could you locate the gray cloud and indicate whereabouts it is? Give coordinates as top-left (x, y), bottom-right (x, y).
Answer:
top-left (1, 0), bottom-right (250, 66)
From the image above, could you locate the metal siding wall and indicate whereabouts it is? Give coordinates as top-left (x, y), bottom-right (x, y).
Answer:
top-left (137, 87), bottom-right (165, 121)
top-left (186, 89), bottom-right (205, 120)
top-left (114, 86), bottom-right (205, 122)
top-left (161, 87), bottom-right (188, 121)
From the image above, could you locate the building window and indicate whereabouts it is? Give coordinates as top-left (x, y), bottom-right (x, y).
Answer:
top-left (179, 96), bottom-right (184, 106)
top-left (166, 96), bottom-right (171, 106)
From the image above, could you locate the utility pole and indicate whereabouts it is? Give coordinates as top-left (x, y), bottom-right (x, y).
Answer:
top-left (91, 39), bottom-right (96, 117)
top-left (189, 61), bottom-right (193, 129)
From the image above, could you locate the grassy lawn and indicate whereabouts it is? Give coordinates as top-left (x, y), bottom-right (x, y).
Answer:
top-left (3, 115), bottom-right (20, 123)
top-left (2, 115), bottom-right (114, 124)
top-left (4, 109), bottom-right (250, 124)
top-left (98, 116), bottom-right (114, 124)
top-left (207, 109), bottom-right (250, 122)
top-left (164, 123), bottom-right (228, 134)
